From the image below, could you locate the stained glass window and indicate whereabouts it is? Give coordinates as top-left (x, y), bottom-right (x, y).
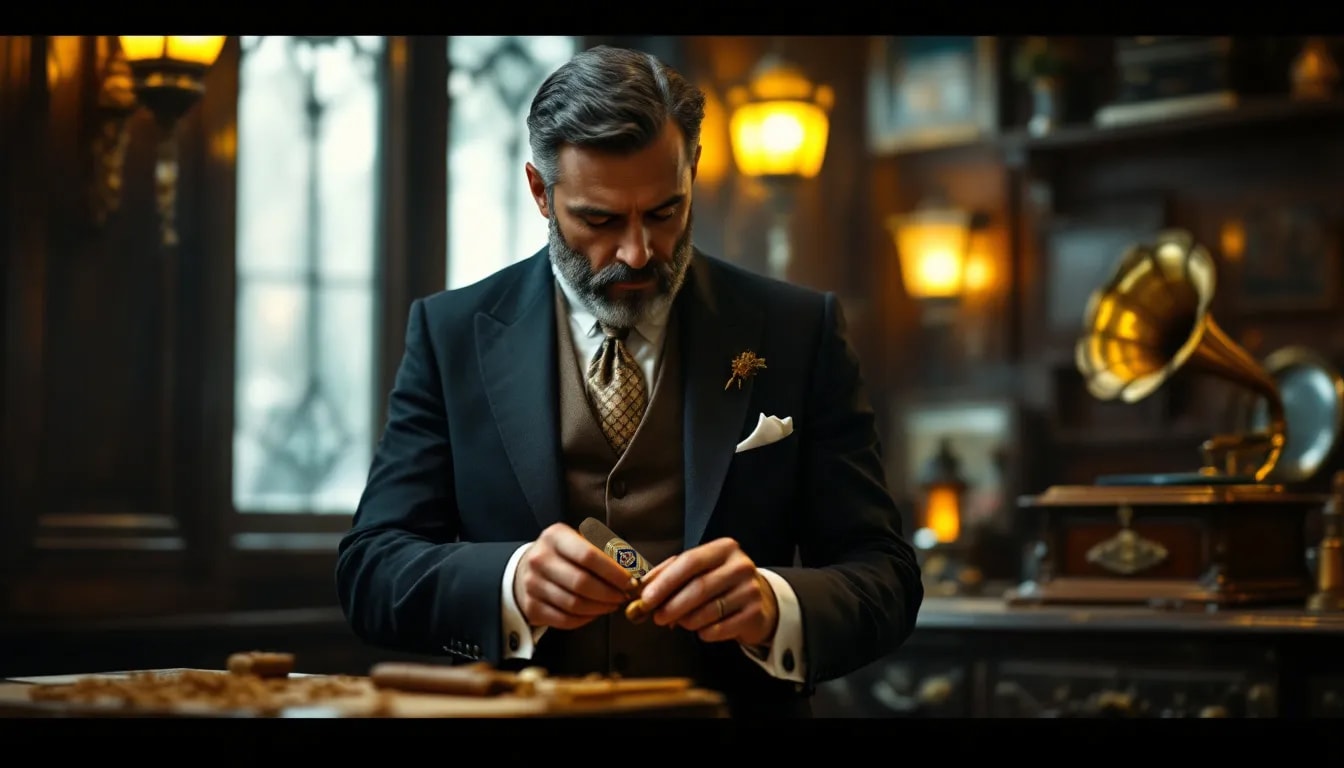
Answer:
top-left (233, 35), bottom-right (385, 513)
top-left (447, 36), bottom-right (577, 289)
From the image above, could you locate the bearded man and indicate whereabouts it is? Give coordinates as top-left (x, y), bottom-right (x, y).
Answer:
top-left (335, 44), bottom-right (923, 718)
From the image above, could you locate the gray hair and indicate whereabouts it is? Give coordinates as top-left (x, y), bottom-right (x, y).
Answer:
top-left (526, 45), bottom-right (706, 190)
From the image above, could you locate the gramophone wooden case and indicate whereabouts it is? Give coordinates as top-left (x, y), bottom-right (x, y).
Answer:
top-left (1008, 483), bottom-right (1322, 608)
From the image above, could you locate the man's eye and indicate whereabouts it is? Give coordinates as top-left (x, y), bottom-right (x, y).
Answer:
top-left (583, 216), bottom-right (612, 227)
top-left (649, 208), bottom-right (676, 221)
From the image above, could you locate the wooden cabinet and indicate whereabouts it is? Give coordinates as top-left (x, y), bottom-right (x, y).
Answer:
top-left (812, 597), bottom-right (1344, 717)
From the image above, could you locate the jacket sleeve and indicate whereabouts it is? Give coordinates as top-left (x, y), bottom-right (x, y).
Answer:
top-left (335, 298), bottom-right (522, 661)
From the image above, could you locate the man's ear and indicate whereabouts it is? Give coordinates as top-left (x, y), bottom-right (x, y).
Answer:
top-left (524, 162), bottom-right (550, 218)
top-left (690, 144), bottom-right (701, 182)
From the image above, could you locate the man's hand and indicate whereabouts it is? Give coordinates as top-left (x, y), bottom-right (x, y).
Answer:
top-left (514, 523), bottom-right (640, 630)
top-left (636, 538), bottom-right (779, 647)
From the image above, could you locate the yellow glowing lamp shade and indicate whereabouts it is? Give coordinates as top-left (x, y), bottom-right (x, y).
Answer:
top-left (729, 100), bottom-right (830, 178)
top-left (887, 207), bottom-right (972, 299)
top-left (919, 438), bottom-right (967, 545)
top-left (118, 36), bottom-right (227, 67)
top-left (727, 56), bottom-right (833, 179)
top-left (924, 486), bottom-right (962, 544)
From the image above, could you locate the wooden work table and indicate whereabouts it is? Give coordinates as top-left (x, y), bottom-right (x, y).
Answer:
top-left (0, 667), bottom-right (728, 718)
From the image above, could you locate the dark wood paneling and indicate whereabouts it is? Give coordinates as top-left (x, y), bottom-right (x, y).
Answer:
top-left (0, 608), bottom-right (429, 678)
top-left (196, 37), bottom-right (240, 589)
top-left (379, 36), bottom-right (447, 419)
top-left (3, 36), bottom-right (214, 620)
top-left (1, 36), bottom-right (47, 592)
top-left (39, 39), bottom-right (178, 536)
top-left (1, 36), bottom-right (417, 624)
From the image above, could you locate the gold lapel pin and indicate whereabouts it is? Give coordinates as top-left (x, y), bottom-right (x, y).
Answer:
top-left (725, 350), bottom-right (767, 390)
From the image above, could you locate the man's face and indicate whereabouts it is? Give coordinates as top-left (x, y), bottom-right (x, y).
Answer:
top-left (527, 119), bottom-right (699, 329)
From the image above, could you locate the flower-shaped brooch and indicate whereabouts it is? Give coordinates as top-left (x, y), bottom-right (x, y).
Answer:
top-left (724, 350), bottom-right (767, 390)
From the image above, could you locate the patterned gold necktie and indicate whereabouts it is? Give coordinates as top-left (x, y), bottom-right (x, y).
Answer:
top-left (586, 324), bottom-right (648, 455)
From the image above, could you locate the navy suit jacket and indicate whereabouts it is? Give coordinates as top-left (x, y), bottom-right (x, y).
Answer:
top-left (335, 247), bottom-right (922, 714)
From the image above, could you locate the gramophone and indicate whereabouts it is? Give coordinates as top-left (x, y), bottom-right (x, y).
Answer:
top-left (1009, 229), bottom-right (1344, 608)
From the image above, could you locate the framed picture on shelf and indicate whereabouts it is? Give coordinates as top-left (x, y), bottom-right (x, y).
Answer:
top-left (1222, 200), bottom-right (1340, 313)
top-left (867, 36), bottom-right (998, 155)
top-left (893, 396), bottom-right (1020, 533)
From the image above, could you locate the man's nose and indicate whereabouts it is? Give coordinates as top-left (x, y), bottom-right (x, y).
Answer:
top-left (617, 225), bottom-right (652, 269)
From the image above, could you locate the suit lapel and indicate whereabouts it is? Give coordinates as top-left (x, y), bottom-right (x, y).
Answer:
top-left (680, 254), bottom-right (763, 549)
top-left (475, 253), bottom-right (565, 531)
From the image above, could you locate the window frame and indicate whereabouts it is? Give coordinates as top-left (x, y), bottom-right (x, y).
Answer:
top-left (200, 36), bottom-right (447, 566)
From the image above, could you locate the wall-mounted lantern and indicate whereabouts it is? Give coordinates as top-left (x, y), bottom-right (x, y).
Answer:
top-left (92, 36), bottom-right (228, 246)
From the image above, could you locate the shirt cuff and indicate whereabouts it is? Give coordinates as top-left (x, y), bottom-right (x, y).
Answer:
top-left (739, 568), bottom-right (805, 683)
top-left (501, 542), bottom-right (547, 659)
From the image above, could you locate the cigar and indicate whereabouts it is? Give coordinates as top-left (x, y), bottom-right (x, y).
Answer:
top-left (540, 676), bottom-right (692, 699)
top-left (227, 651), bottom-right (295, 678)
top-left (370, 662), bottom-right (515, 696)
top-left (624, 597), bottom-right (655, 624)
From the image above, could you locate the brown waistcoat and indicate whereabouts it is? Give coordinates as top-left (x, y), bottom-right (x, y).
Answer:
top-left (545, 287), bottom-right (703, 679)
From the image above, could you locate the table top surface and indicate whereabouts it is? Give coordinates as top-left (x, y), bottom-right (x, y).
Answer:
top-left (0, 668), bottom-right (727, 718)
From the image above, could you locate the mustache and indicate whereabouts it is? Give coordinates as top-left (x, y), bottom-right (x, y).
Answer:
top-left (589, 260), bottom-right (668, 292)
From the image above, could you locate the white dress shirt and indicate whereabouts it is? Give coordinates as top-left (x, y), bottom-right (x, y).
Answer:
top-left (495, 263), bottom-right (807, 683)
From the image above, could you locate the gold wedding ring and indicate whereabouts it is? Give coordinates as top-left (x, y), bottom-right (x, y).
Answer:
top-left (716, 597), bottom-right (726, 621)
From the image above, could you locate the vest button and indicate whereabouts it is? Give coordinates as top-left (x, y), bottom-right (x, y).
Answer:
top-left (610, 478), bottom-right (627, 499)
top-left (508, 632), bottom-right (520, 652)
top-left (782, 649), bottom-right (795, 673)
top-left (612, 652), bottom-right (630, 674)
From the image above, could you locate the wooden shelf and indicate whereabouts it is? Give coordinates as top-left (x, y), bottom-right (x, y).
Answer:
top-left (875, 97), bottom-right (1344, 166)
top-left (997, 96), bottom-right (1344, 163)
top-left (1049, 427), bottom-right (1214, 450)
top-left (873, 135), bottom-right (1002, 161)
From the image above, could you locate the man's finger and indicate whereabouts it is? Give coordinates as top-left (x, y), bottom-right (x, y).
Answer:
top-left (637, 547), bottom-right (712, 608)
top-left (678, 577), bottom-right (757, 633)
top-left (696, 605), bottom-right (757, 643)
top-left (523, 597), bottom-right (598, 631)
top-left (653, 575), bottom-right (722, 627)
top-left (530, 578), bottom-right (623, 617)
top-left (641, 554), bottom-right (678, 583)
top-left (654, 556), bottom-right (757, 627)
top-left (533, 556), bottom-right (630, 605)
top-left (553, 527), bottom-right (645, 592)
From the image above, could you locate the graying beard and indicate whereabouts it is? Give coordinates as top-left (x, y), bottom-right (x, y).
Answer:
top-left (548, 216), bottom-right (691, 328)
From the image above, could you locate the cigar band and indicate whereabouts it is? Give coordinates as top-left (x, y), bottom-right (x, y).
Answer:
top-left (604, 538), bottom-right (651, 578)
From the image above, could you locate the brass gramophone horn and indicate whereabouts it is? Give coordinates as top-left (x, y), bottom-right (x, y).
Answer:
top-left (1074, 229), bottom-right (1287, 482)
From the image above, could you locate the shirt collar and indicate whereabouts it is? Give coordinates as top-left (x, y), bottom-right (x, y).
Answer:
top-left (550, 260), bottom-right (672, 344)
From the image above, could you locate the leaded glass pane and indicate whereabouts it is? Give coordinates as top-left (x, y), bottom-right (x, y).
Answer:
top-left (234, 35), bottom-right (384, 514)
top-left (447, 36), bottom-right (577, 289)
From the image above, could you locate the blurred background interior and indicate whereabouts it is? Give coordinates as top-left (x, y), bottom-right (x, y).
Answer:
top-left (4, 34), bottom-right (1344, 717)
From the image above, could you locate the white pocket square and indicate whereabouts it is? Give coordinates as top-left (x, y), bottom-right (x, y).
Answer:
top-left (735, 413), bottom-right (794, 454)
